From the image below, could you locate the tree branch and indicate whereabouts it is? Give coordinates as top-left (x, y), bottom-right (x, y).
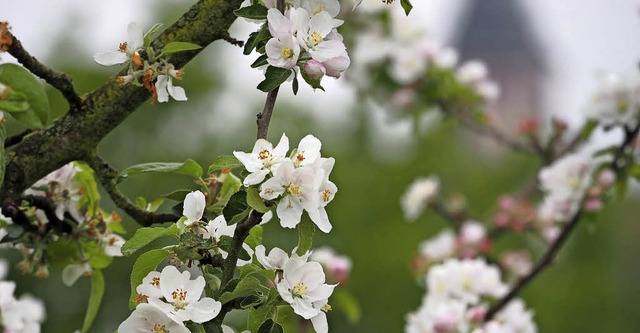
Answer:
top-left (0, 0), bottom-right (244, 199)
top-left (6, 33), bottom-right (82, 110)
top-left (256, 88), bottom-right (280, 140)
top-left (4, 129), bottom-right (35, 148)
top-left (220, 210), bottom-right (262, 289)
top-left (85, 154), bottom-right (180, 227)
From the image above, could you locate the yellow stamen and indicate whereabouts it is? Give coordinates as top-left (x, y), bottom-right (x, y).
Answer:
top-left (258, 149), bottom-right (272, 160)
top-left (311, 31), bottom-right (323, 45)
top-left (287, 184), bottom-right (302, 196)
top-left (281, 47), bottom-right (294, 59)
top-left (292, 281), bottom-right (309, 297)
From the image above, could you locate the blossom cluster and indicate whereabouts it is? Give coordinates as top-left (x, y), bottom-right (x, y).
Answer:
top-left (94, 22), bottom-right (187, 103)
top-left (234, 134), bottom-right (337, 233)
top-left (0, 162), bottom-right (125, 282)
top-left (263, 0), bottom-right (350, 82)
top-left (120, 265), bottom-right (221, 332)
top-left (256, 245), bottom-right (337, 333)
top-left (405, 258), bottom-right (536, 333)
top-left (0, 260), bottom-right (46, 333)
top-left (401, 176), bottom-right (440, 221)
top-left (584, 71), bottom-right (640, 128)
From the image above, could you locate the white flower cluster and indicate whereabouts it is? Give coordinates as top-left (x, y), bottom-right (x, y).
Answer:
top-left (120, 265), bottom-right (222, 332)
top-left (585, 71), bottom-right (640, 128)
top-left (256, 245), bottom-right (336, 333)
top-left (406, 258), bottom-right (536, 333)
top-left (93, 22), bottom-right (187, 103)
top-left (417, 221), bottom-right (490, 266)
top-left (234, 134), bottom-right (337, 233)
top-left (23, 162), bottom-right (125, 259)
top-left (263, 0), bottom-right (350, 81)
top-left (537, 152), bottom-right (593, 225)
top-left (0, 261), bottom-right (46, 333)
top-left (401, 176), bottom-right (440, 221)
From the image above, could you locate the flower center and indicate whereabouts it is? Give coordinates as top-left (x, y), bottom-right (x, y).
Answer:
top-left (151, 277), bottom-right (160, 287)
top-left (152, 324), bottom-right (169, 333)
top-left (310, 31), bottom-right (323, 45)
top-left (291, 281), bottom-right (309, 297)
top-left (287, 184), bottom-right (303, 196)
top-left (118, 42), bottom-right (128, 52)
top-left (281, 47), bottom-right (294, 59)
top-left (258, 149), bottom-right (272, 160)
top-left (171, 288), bottom-right (189, 309)
top-left (321, 304), bottom-right (332, 312)
top-left (321, 189), bottom-right (332, 202)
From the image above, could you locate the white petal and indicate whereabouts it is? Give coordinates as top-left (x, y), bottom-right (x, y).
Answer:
top-left (168, 79), bottom-right (188, 101)
top-left (189, 297), bottom-right (222, 323)
top-left (127, 22), bottom-right (144, 50)
top-left (243, 169), bottom-right (270, 186)
top-left (233, 151), bottom-right (264, 173)
top-left (308, 207), bottom-right (332, 233)
top-left (292, 297), bottom-right (320, 319)
top-left (156, 75), bottom-right (170, 103)
top-left (277, 197), bottom-right (303, 228)
top-left (273, 133), bottom-right (290, 158)
top-left (183, 190), bottom-right (206, 224)
top-left (310, 311), bottom-right (328, 333)
top-left (260, 177), bottom-right (286, 200)
top-left (62, 263), bottom-right (91, 287)
top-left (93, 51), bottom-right (128, 66)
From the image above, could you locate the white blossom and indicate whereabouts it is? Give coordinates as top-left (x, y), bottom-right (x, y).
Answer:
top-left (61, 263), bottom-right (92, 287)
top-left (234, 133), bottom-right (289, 186)
top-left (203, 216), bottom-right (254, 266)
top-left (427, 259), bottom-right (507, 304)
top-left (25, 162), bottom-right (84, 222)
top-left (405, 297), bottom-right (468, 333)
top-left (94, 22), bottom-right (143, 66)
top-left (156, 73), bottom-right (188, 103)
top-left (418, 229), bottom-right (456, 263)
top-left (118, 303), bottom-right (190, 333)
top-left (585, 71), bottom-right (640, 127)
top-left (182, 190), bottom-right (206, 226)
top-left (401, 176), bottom-right (440, 221)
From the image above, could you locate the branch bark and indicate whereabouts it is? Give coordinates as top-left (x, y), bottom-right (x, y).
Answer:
top-left (1, 0), bottom-right (244, 200)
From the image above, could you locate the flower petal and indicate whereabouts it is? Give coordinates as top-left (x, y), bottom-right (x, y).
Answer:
top-left (93, 51), bottom-right (128, 66)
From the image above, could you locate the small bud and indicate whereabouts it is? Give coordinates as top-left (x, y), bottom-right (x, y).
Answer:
top-left (517, 117), bottom-right (540, 135)
top-left (598, 169), bottom-right (616, 188)
top-left (584, 198), bottom-right (603, 212)
top-left (34, 265), bottom-right (50, 279)
top-left (17, 260), bottom-right (33, 274)
top-left (303, 60), bottom-right (325, 81)
top-left (468, 306), bottom-right (486, 322)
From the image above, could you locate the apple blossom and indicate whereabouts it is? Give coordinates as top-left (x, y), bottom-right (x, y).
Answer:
top-left (427, 259), bottom-right (507, 304)
top-left (301, 0), bottom-right (341, 18)
top-left (118, 303), bottom-right (190, 333)
top-left (203, 215), bottom-right (254, 266)
top-left (24, 162), bottom-right (84, 222)
top-left (418, 229), bottom-right (456, 263)
top-left (585, 71), bottom-right (640, 127)
top-left (234, 133), bottom-right (289, 186)
top-left (182, 190), bottom-right (206, 226)
top-left (94, 22), bottom-right (143, 67)
top-left (146, 265), bottom-right (222, 324)
top-left (401, 176), bottom-right (440, 221)
top-left (61, 263), bottom-right (92, 287)
top-left (405, 297), bottom-right (468, 333)
top-left (156, 73), bottom-right (188, 103)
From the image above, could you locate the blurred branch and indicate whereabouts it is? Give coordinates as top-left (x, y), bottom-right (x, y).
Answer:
top-left (0, 0), bottom-right (244, 199)
top-left (455, 112), bottom-right (537, 155)
top-left (430, 199), bottom-right (465, 229)
top-left (4, 129), bottom-right (35, 148)
top-left (6, 33), bottom-right (82, 110)
top-left (86, 154), bottom-right (180, 227)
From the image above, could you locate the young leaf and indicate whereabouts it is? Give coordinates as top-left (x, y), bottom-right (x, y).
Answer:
top-left (0, 122), bottom-right (5, 189)
top-left (400, 0), bottom-right (413, 15)
top-left (161, 42), bottom-right (202, 55)
top-left (300, 69), bottom-right (324, 91)
top-left (332, 289), bottom-right (362, 323)
top-left (292, 74), bottom-right (299, 95)
top-left (248, 306), bottom-right (276, 332)
top-left (74, 162), bottom-right (101, 216)
top-left (0, 89), bottom-right (29, 112)
top-left (117, 159), bottom-right (203, 183)
top-left (82, 269), bottom-right (105, 333)
top-left (208, 155), bottom-right (244, 173)
top-left (128, 249), bottom-right (170, 309)
top-left (247, 187), bottom-right (269, 213)
top-left (251, 54), bottom-right (269, 68)
top-left (234, 4), bottom-right (268, 20)
top-left (161, 189), bottom-right (191, 202)
top-left (223, 190), bottom-right (248, 222)
top-left (244, 24), bottom-right (270, 55)
top-left (143, 23), bottom-right (164, 48)
top-left (296, 218), bottom-right (315, 256)
top-left (244, 225), bottom-right (263, 249)
top-left (121, 224), bottom-right (177, 256)
top-left (258, 319), bottom-right (284, 333)
top-left (0, 63), bottom-right (50, 128)
top-left (257, 66), bottom-right (291, 92)
top-left (219, 276), bottom-right (262, 304)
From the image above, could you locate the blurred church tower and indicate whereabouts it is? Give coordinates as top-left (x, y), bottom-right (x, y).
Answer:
top-left (454, 0), bottom-right (547, 126)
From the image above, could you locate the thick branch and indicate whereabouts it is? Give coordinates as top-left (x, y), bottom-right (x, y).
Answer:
top-left (1, 0), bottom-right (244, 199)
top-left (86, 154), bottom-right (179, 227)
top-left (4, 129), bottom-right (35, 148)
top-left (220, 210), bottom-right (262, 289)
top-left (7, 34), bottom-right (82, 110)
top-left (256, 88), bottom-right (280, 140)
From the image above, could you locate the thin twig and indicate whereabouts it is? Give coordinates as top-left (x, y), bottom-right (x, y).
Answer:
top-left (256, 88), bottom-right (280, 140)
top-left (455, 111), bottom-right (537, 155)
top-left (85, 154), bottom-right (180, 227)
top-left (430, 199), bottom-right (465, 229)
top-left (7, 33), bottom-right (82, 110)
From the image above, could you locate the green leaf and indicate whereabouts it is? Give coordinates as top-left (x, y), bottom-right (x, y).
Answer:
top-left (249, 306), bottom-right (276, 333)
top-left (219, 173), bottom-right (242, 204)
top-left (74, 162), bottom-right (101, 216)
top-left (128, 249), bottom-right (170, 309)
top-left (244, 24), bottom-right (270, 55)
top-left (46, 237), bottom-right (79, 268)
top-left (296, 218), bottom-right (315, 256)
top-left (121, 224), bottom-right (177, 256)
top-left (117, 159), bottom-right (203, 183)
top-left (0, 63), bottom-right (50, 127)
top-left (208, 155), bottom-right (244, 173)
top-left (161, 42), bottom-right (202, 55)
top-left (332, 289), bottom-right (362, 323)
top-left (292, 74), bottom-right (299, 95)
top-left (244, 225), bottom-right (263, 249)
top-left (229, 207), bottom-right (251, 225)
top-left (0, 89), bottom-right (29, 112)
top-left (257, 66), bottom-right (291, 92)
top-left (258, 319), bottom-right (284, 333)
top-left (223, 190), bottom-right (248, 222)
top-left (400, 0), bottom-right (413, 15)
top-left (161, 189), bottom-right (191, 202)
top-left (82, 269), bottom-right (105, 333)
top-left (0, 122), bottom-right (5, 189)
top-left (247, 187), bottom-right (269, 213)
top-left (234, 4), bottom-right (268, 19)
top-left (581, 119), bottom-right (599, 140)
top-left (144, 23), bottom-right (164, 48)
top-left (219, 276), bottom-right (262, 304)
top-left (251, 54), bottom-right (269, 68)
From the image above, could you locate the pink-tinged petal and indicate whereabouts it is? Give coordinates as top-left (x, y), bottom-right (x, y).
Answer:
top-left (267, 8), bottom-right (292, 36)
top-left (127, 22), bottom-right (144, 50)
top-left (156, 75), bottom-right (170, 103)
top-left (168, 80), bottom-right (188, 101)
top-left (292, 297), bottom-right (320, 319)
top-left (93, 51), bottom-right (128, 66)
top-left (309, 11), bottom-right (334, 38)
top-left (310, 311), bottom-right (328, 333)
top-left (310, 40), bottom-right (346, 62)
top-left (289, 8), bottom-right (310, 33)
top-left (277, 197), bottom-right (303, 228)
top-left (183, 190), bottom-right (206, 224)
top-left (243, 169), bottom-right (270, 186)
top-left (323, 54), bottom-right (350, 78)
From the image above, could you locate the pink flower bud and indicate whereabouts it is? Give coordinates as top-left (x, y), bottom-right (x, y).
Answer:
top-left (517, 117), bottom-right (540, 135)
top-left (584, 198), bottom-right (603, 212)
top-left (498, 195), bottom-right (515, 210)
top-left (494, 213), bottom-right (510, 228)
top-left (433, 314), bottom-right (457, 333)
top-left (598, 169), bottom-right (616, 188)
top-left (468, 306), bottom-right (486, 322)
top-left (303, 60), bottom-right (325, 81)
